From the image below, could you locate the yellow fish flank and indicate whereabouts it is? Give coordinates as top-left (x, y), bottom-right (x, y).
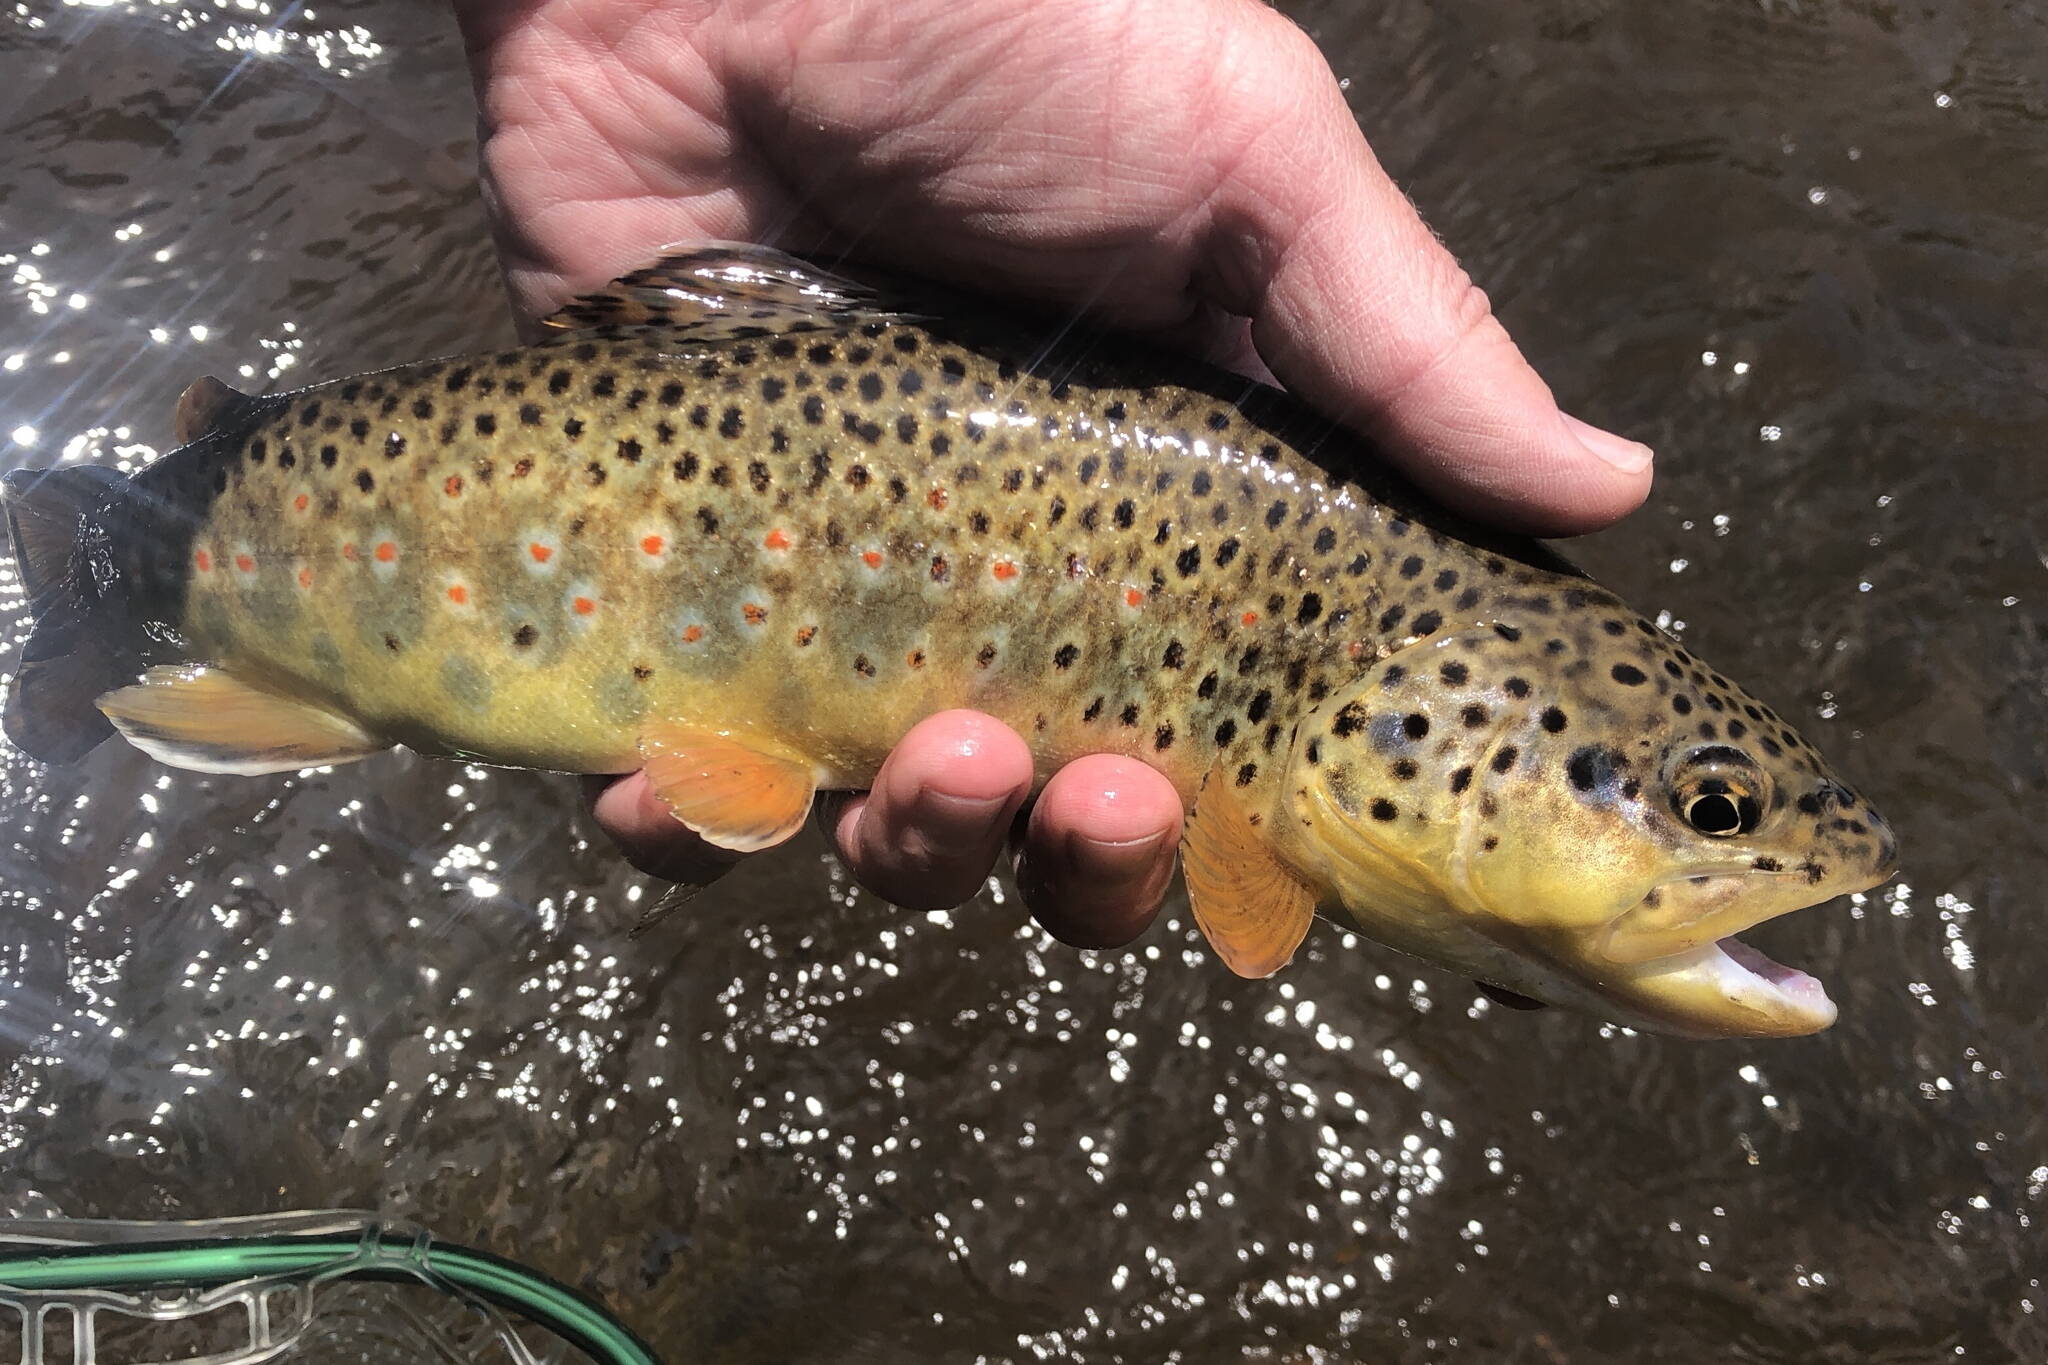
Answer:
top-left (3, 247), bottom-right (1896, 1037)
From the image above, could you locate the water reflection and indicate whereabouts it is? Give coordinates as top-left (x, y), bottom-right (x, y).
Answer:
top-left (2, 0), bottom-right (2045, 1360)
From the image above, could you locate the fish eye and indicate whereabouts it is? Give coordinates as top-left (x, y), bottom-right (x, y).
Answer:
top-left (1683, 790), bottom-right (1750, 836)
top-left (1669, 746), bottom-right (1767, 838)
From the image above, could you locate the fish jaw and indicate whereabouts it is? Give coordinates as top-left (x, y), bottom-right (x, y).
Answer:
top-left (1288, 778), bottom-right (1887, 1038)
top-left (1563, 855), bottom-right (1896, 1037)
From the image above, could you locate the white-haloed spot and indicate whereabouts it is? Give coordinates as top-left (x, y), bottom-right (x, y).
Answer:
top-left (368, 530), bottom-right (401, 580)
top-left (733, 589), bottom-right (772, 630)
top-left (441, 574), bottom-right (477, 612)
top-left (674, 611), bottom-right (710, 649)
top-left (856, 545), bottom-right (886, 573)
top-left (563, 582), bottom-right (601, 630)
top-left (230, 546), bottom-right (258, 580)
top-left (635, 529), bottom-right (670, 568)
top-left (522, 530), bottom-right (561, 575)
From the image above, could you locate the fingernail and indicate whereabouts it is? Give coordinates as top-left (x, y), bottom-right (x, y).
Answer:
top-left (913, 788), bottom-right (1014, 845)
top-left (1564, 414), bottom-right (1653, 473)
top-left (1071, 828), bottom-right (1172, 885)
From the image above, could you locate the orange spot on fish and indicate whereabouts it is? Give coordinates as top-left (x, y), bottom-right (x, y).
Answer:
top-left (297, 567), bottom-right (313, 590)
top-left (992, 560), bottom-right (1019, 581)
top-left (234, 554), bottom-right (255, 573)
top-left (764, 528), bottom-right (791, 551)
top-left (447, 584), bottom-right (468, 606)
top-left (1348, 641), bottom-right (1366, 659)
top-left (375, 542), bottom-right (397, 564)
top-left (529, 543), bottom-right (553, 563)
top-left (572, 595), bottom-right (596, 615)
top-left (906, 649), bottom-right (926, 670)
top-left (444, 475), bottom-right (464, 498)
top-left (194, 549), bottom-right (212, 572)
top-left (1125, 588), bottom-right (1144, 607)
top-left (1240, 610), bottom-right (1259, 626)
top-left (861, 550), bottom-right (884, 569)
top-left (681, 624), bottom-right (705, 643)
top-left (640, 534), bottom-right (665, 556)
top-left (342, 543), bottom-right (359, 562)
top-left (927, 486), bottom-right (948, 510)
top-left (293, 493), bottom-right (309, 512)
top-left (742, 603), bottom-right (768, 626)
top-left (794, 625), bottom-right (817, 646)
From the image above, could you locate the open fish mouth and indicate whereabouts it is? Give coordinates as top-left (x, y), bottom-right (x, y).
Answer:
top-left (1631, 933), bottom-right (1836, 1035)
top-left (1592, 869), bottom-right (1877, 1037)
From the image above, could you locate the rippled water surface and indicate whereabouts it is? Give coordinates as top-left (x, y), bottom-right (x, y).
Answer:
top-left (1, 2), bottom-right (2043, 1360)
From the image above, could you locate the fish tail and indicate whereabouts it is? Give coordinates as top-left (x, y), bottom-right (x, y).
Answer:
top-left (3, 464), bottom-right (138, 764)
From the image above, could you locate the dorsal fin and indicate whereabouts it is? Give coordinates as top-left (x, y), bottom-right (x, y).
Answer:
top-left (173, 375), bottom-right (255, 445)
top-left (538, 243), bottom-right (915, 341)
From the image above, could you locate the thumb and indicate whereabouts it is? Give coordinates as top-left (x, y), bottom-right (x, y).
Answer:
top-left (1197, 26), bottom-right (1652, 537)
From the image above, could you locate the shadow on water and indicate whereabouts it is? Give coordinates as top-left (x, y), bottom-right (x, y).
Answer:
top-left (0, 1), bottom-right (2043, 1360)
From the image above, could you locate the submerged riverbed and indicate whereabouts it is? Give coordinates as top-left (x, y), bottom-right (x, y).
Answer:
top-left (1, 1), bottom-right (2043, 1360)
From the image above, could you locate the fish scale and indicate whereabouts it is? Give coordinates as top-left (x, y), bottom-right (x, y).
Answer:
top-left (1, 245), bottom-right (1897, 1038)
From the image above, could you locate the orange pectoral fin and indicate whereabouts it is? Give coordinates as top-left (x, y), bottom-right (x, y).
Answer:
top-left (1181, 768), bottom-right (1318, 979)
top-left (637, 723), bottom-right (818, 854)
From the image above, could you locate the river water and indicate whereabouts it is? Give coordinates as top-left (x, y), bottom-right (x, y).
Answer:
top-left (0, 1), bottom-right (2042, 1360)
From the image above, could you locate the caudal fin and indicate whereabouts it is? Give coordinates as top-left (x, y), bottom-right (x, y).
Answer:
top-left (3, 465), bottom-right (136, 764)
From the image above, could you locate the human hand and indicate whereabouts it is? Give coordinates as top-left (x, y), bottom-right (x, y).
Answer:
top-left (451, 0), bottom-right (1653, 943)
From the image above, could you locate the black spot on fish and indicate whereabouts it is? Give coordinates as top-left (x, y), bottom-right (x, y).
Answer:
top-left (1504, 677), bottom-right (1530, 699)
top-left (1541, 707), bottom-right (1568, 733)
top-left (1198, 673), bottom-right (1219, 700)
top-left (1441, 661), bottom-right (1468, 685)
top-left (1567, 746), bottom-right (1616, 792)
top-left (1236, 763), bottom-right (1258, 787)
top-left (1053, 643), bottom-right (1079, 670)
top-left (1412, 610), bottom-right (1441, 635)
top-left (1450, 766), bottom-right (1473, 793)
top-left (1611, 663), bottom-right (1647, 686)
top-left (1371, 798), bottom-right (1398, 822)
top-left (1175, 546), bottom-right (1201, 576)
top-left (354, 470), bottom-right (374, 493)
top-left (1120, 703), bottom-right (1140, 727)
top-left (1215, 538), bottom-right (1240, 567)
top-left (1491, 745), bottom-right (1519, 774)
top-left (1296, 593), bottom-right (1323, 625)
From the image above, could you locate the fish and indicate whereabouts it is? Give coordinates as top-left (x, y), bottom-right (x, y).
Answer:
top-left (1, 245), bottom-right (1897, 1038)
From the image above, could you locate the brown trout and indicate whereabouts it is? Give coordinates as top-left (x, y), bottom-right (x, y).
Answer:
top-left (3, 246), bottom-right (1896, 1037)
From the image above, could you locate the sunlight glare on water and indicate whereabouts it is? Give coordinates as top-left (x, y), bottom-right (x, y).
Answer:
top-left (1, 0), bottom-right (2044, 1361)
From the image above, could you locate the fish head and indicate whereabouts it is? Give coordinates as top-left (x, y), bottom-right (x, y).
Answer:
top-left (1283, 613), bottom-right (1897, 1038)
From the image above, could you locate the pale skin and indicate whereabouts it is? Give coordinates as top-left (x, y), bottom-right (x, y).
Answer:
top-left (449, 0), bottom-right (1653, 945)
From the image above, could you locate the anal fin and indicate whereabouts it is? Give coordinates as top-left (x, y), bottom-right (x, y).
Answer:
top-left (98, 665), bottom-right (387, 774)
top-left (1182, 768), bottom-right (1319, 978)
top-left (638, 722), bottom-right (817, 854)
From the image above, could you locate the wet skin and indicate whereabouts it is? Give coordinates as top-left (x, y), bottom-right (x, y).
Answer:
top-left (448, 0), bottom-right (1656, 936)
